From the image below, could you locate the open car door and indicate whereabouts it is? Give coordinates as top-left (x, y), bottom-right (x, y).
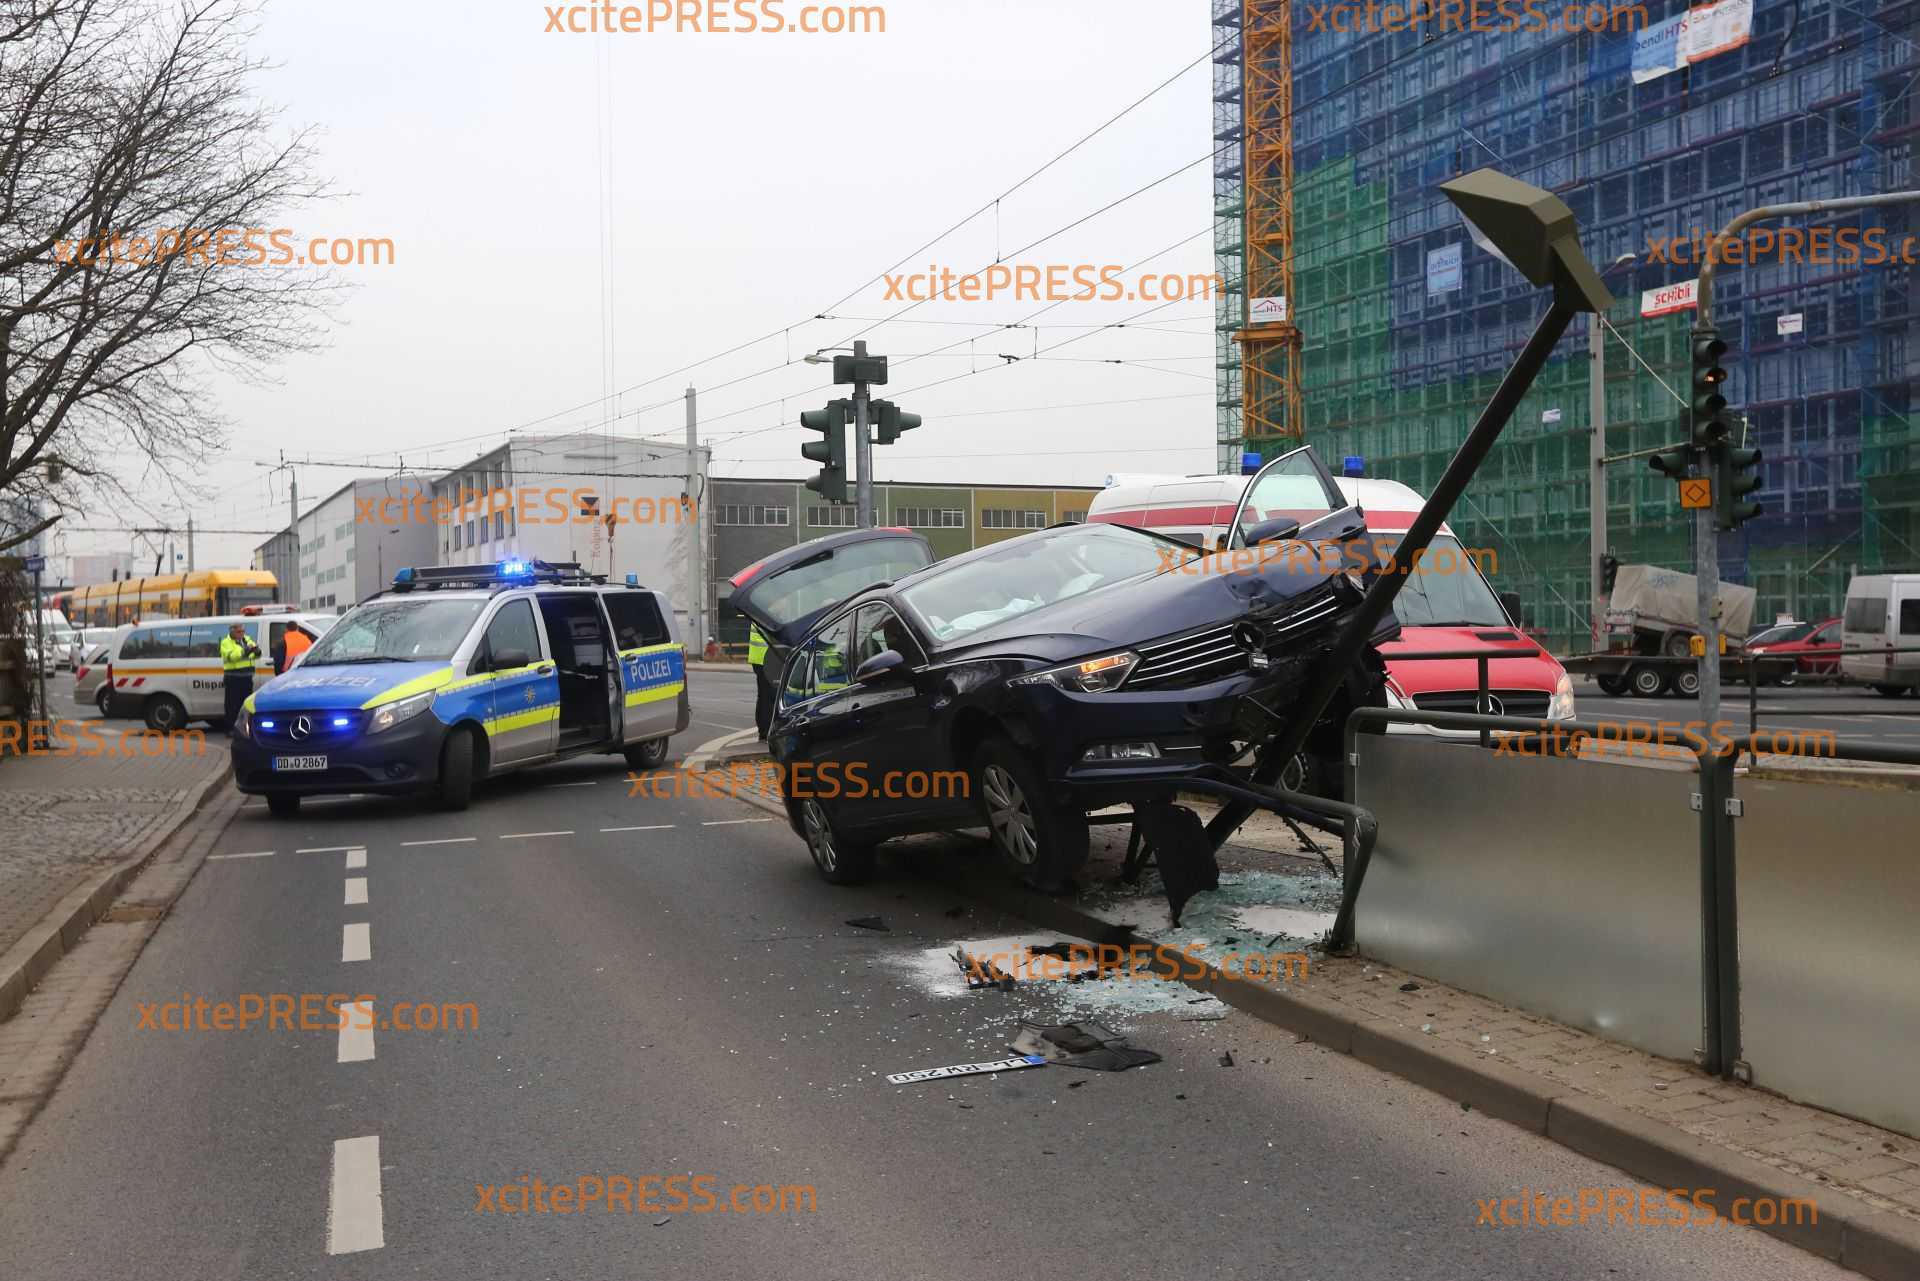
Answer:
top-left (1227, 444), bottom-right (1368, 552)
top-left (727, 528), bottom-right (935, 667)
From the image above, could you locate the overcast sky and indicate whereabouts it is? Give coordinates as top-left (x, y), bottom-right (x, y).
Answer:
top-left (61, 0), bottom-right (1221, 571)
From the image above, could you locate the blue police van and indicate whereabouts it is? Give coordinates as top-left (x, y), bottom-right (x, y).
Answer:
top-left (231, 560), bottom-right (688, 816)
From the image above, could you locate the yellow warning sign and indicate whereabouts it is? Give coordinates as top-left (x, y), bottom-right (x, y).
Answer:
top-left (1678, 477), bottom-right (1711, 509)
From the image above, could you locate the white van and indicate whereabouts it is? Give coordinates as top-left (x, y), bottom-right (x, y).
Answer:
top-left (106, 613), bottom-right (338, 730)
top-left (1839, 574), bottom-right (1920, 696)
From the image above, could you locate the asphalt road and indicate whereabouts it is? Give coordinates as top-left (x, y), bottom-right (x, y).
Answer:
top-left (0, 720), bottom-right (1844, 1277)
top-left (1574, 680), bottom-right (1920, 755)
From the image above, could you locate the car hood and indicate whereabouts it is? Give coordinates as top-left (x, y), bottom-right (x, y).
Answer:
top-left (929, 553), bottom-right (1352, 666)
top-left (253, 661), bottom-right (454, 712)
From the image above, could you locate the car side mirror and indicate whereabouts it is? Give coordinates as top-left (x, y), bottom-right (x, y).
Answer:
top-left (1498, 591), bottom-right (1523, 626)
top-left (491, 647), bottom-right (529, 671)
top-left (854, 649), bottom-right (907, 685)
top-left (1243, 516), bottom-right (1302, 546)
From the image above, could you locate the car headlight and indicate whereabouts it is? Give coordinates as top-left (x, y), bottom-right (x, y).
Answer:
top-left (1548, 671), bottom-right (1576, 720)
top-left (1009, 651), bottom-right (1140, 693)
top-left (233, 707), bottom-right (252, 740)
top-left (368, 691), bottom-right (434, 734)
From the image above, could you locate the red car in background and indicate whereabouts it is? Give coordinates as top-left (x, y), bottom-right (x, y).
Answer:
top-left (1746, 617), bottom-right (1842, 685)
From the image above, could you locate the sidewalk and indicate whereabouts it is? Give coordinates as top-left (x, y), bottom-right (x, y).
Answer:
top-left (0, 732), bottom-right (230, 1020)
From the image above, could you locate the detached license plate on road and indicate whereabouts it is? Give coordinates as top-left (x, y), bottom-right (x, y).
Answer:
top-left (273, 755), bottom-right (327, 772)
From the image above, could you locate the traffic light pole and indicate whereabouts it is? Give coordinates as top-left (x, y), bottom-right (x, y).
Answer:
top-left (1690, 189), bottom-right (1920, 726)
top-left (851, 340), bottom-right (874, 529)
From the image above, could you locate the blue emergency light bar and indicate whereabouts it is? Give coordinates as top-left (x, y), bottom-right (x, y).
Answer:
top-left (388, 560), bottom-right (604, 592)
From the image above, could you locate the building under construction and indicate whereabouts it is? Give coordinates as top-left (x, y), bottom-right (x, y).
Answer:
top-left (1213, 0), bottom-right (1920, 650)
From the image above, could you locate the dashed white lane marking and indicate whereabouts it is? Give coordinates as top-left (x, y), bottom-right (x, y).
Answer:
top-left (601, 825), bottom-right (675, 832)
top-left (344, 877), bottom-right (368, 906)
top-left (337, 999), bottom-right (376, 1063)
top-left (327, 1135), bottom-right (385, 1254)
top-left (401, 836), bottom-right (476, 846)
top-left (547, 781), bottom-right (598, 787)
top-left (208, 850), bottom-right (275, 861)
top-left (299, 846), bottom-right (365, 854)
top-left (500, 830), bottom-right (573, 839)
top-left (345, 848), bottom-right (366, 870)
top-left (342, 922), bottom-right (371, 963)
top-left (702, 818), bottom-right (773, 826)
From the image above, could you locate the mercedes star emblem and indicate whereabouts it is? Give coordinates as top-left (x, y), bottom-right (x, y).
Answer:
top-left (290, 714), bottom-right (312, 741)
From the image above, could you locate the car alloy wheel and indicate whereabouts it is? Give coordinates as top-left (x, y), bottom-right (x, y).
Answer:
top-left (801, 799), bottom-right (839, 873)
top-left (981, 763), bottom-right (1038, 865)
top-left (797, 797), bottom-right (875, 885)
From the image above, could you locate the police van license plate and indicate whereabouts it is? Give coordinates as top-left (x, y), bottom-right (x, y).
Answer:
top-left (273, 755), bottom-right (327, 771)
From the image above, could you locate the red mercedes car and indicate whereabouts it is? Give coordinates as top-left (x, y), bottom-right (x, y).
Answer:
top-left (1746, 617), bottom-right (1841, 685)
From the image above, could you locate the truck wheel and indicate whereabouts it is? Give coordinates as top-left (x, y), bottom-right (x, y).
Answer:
top-left (1671, 667), bottom-right (1701, 698)
top-left (1627, 664), bottom-right (1668, 697)
top-left (972, 736), bottom-right (1089, 892)
top-left (266, 793), bottom-right (300, 818)
top-left (1872, 683), bottom-right (1908, 698)
top-left (436, 728), bottom-right (475, 811)
top-left (1662, 632), bottom-right (1693, 658)
top-left (1595, 674), bottom-right (1629, 696)
top-left (797, 797), bottom-right (877, 885)
top-left (144, 694), bottom-right (186, 732)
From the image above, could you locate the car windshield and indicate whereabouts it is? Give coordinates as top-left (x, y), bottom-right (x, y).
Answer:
top-left (298, 598), bottom-right (485, 664)
top-left (899, 524), bottom-right (1175, 642)
top-left (1371, 534), bottom-right (1509, 628)
top-left (1750, 622), bottom-right (1813, 645)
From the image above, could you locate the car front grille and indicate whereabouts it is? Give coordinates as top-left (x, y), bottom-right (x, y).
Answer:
top-left (1409, 689), bottom-right (1552, 718)
top-left (252, 708), bottom-right (365, 747)
top-left (1125, 585), bottom-right (1347, 691)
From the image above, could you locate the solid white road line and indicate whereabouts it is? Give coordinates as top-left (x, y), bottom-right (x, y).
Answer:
top-left (601, 825), bottom-right (675, 832)
top-left (299, 846), bottom-right (366, 854)
top-left (401, 836), bottom-right (476, 846)
top-left (207, 850), bottom-right (275, 861)
top-left (342, 922), bottom-right (371, 963)
top-left (338, 999), bottom-right (376, 1063)
top-left (344, 877), bottom-right (368, 906)
top-left (702, 818), bottom-right (772, 826)
top-left (345, 848), bottom-right (366, 870)
top-left (327, 1135), bottom-right (385, 1254)
top-left (500, 830), bottom-right (573, 839)
top-left (547, 781), bottom-right (598, 787)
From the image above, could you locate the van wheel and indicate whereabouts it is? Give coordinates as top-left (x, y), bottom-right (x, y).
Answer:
top-left (1872, 683), bottom-right (1908, 697)
top-left (266, 793), bottom-right (300, 818)
top-left (972, 736), bottom-right (1088, 892)
top-left (95, 686), bottom-right (113, 716)
top-left (1671, 667), bottom-right (1701, 698)
top-left (437, 728), bottom-right (475, 811)
top-left (798, 798), bottom-right (876, 885)
top-left (1627, 664), bottom-right (1668, 698)
top-left (144, 694), bottom-right (186, 732)
top-left (1595, 674), bottom-right (1629, 696)
top-left (624, 737), bottom-right (670, 770)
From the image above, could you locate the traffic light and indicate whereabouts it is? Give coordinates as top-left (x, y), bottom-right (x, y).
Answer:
top-left (1648, 442), bottom-right (1693, 480)
top-left (1600, 553), bottom-right (1619, 595)
top-left (800, 398), bottom-right (851, 502)
top-left (832, 353), bottom-right (888, 386)
top-left (869, 399), bottom-right (921, 445)
top-left (1690, 327), bottom-right (1731, 450)
top-left (1714, 444), bottom-right (1763, 529)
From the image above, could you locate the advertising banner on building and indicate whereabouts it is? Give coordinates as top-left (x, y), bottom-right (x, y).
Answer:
top-left (1427, 243), bottom-right (1463, 294)
top-left (1641, 279), bottom-right (1699, 318)
top-left (1249, 295), bottom-right (1289, 324)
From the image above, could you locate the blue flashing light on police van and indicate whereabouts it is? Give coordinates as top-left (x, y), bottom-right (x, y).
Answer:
top-left (626, 573), bottom-right (638, 587)
top-left (332, 717), bottom-right (350, 728)
top-left (393, 567), bottom-right (415, 584)
top-left (1343, 455), bottom-right (1366, 477)
top-left (500, 559), bottom-right (531, 578)
top-left (259, 720), bottom-right (276, 730)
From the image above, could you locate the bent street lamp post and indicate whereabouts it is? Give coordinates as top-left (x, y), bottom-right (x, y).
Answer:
top-left (1209, 168), bottom-right (1614, 859)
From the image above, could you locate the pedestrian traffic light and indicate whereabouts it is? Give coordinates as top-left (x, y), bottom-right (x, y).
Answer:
top-left (800, 398), bottom-right (850, 502)
top-left (1690, 327), bottom-right (1731, 449)
top-left (1714, 444), bottom-right (1763, 529)
top-left (870, 399), bottom-right (921, 445)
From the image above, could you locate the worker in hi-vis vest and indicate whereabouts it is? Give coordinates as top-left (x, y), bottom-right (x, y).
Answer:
top-left (219, 622), bottom-right (262, 731)
top-left (749, 622), bottom-right (774, 739)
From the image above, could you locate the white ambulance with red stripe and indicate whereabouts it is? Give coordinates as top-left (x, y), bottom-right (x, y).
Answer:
top-left (1086, 458), bottom-right (1573, 732)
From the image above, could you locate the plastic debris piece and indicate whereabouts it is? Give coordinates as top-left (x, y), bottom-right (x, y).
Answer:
top-left (1219, 1052), bottom-right (1235, 1067)
top-left (846, 915), bottom-right (889, 931)
top-left (954, 947), bottom-right (1017, 991)
top-left (1009, 1020), bottom-right (1162, 1073)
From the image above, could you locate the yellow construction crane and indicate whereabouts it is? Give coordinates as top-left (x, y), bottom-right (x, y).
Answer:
top-left (1237, 0), bottom-right (1303, 445)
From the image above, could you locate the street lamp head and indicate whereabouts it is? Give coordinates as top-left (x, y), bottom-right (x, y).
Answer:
top-left (802, 352), bottom-right (831, 365)
top-left (1440, 168), bottom-right (1614, 313)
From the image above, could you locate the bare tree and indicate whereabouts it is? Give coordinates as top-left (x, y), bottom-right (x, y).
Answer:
top-left (0, 0), bottom-right (335, 550)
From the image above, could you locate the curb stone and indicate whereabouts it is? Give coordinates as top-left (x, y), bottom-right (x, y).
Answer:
top-left (0, 761), bottom-right (228, 1024)
top-left (719, 777), bottom-right (1920, 1281)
